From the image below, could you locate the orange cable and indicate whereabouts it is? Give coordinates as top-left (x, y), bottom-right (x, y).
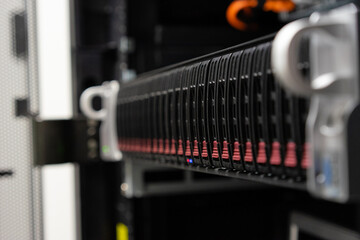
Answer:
top-left (226, 0), bottom-right (258, 31)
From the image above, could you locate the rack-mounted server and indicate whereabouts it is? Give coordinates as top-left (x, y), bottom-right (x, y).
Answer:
top-left (80, 3), bottom-right (360, 203)
top-left (116, 36), bottom-right (309, 180)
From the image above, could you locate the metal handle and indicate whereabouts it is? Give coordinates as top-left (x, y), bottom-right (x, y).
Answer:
top-left (271, 17), bottom-right (346, 96)
top-left (272, 3), bottom-right (359, 202)
top-left (80, 86), bottom-right (107, 120)
top-left (80, 81), bottom-right (122, 161)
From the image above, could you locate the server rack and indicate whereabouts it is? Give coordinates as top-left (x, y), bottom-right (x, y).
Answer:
top-left (2, 0), bottom-right (360, 240)
top-left (80, 1), bottom-right (360, 239)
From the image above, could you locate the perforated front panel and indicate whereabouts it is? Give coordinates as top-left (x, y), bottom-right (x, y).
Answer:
top-left (0, 0), bottom-right (42, 239)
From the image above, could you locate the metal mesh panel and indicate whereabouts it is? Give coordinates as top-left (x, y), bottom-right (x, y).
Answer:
top-left (0, 0), bottom-right (42, 239)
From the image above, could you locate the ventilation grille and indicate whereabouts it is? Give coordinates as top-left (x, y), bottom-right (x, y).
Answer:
top-left (0, 0), bottom-right (42, 239)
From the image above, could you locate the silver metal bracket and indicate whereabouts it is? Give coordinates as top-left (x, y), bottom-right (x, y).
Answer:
top-left (272, 4), bottom-right (359, 202)
top-left (80, 81), bottom-right (122, 161)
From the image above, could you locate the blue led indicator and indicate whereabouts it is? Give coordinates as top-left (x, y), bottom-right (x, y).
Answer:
top-left (189, 159), bottom-right (193, 164)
